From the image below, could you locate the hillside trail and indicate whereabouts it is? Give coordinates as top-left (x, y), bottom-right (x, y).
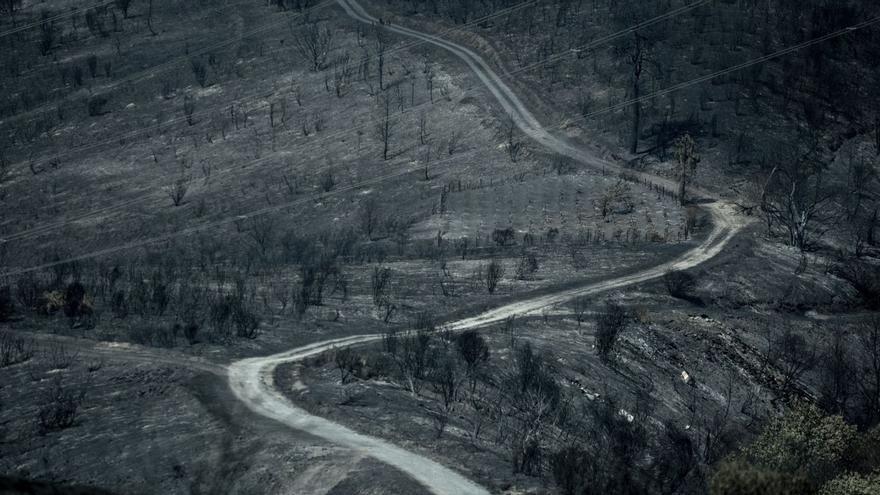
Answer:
top-left (227, 1), bottom-right (751, 494)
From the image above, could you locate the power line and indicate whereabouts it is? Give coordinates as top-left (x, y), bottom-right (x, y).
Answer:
top-left (0, 0), bottom-right (710, 246)
top-left (576, 16), bottom-right (880, 121)
top-left (0, 141), bottom-right (492, 278)
top-left (7, 0), bottom-right (537, 175)
top-left (9, 1), bottom-right (807, 276)
top-left (0, 0), bottom-right (117, 38)
top-left (0, 1), bottom-right (544, 243)
top-left (0, 0), bottom-right (336, 127)
top-left (511, 0), bottom-right (710, 76)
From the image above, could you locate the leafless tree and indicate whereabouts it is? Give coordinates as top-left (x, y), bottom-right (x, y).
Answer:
top-left (114, 0), bottom-right (132, 18)
top-left (418, 110), bottom-right (430, 145)
top-left (483, 260), bottom-right (505, 294)
top-left (505, 342), bottom-right (563, 475)
top-left (0, 148), bottom-right (10, 185)
top-left (446, 130), bottom-right (459, 155)
top-left (464, 381), bottom-right (490, 443)
top-left (319, 169), bottom-right (335, 192)
top-left (855, 317), bottom-right (880, 426)
top-left (818, 327), bottom-right (853, 416)
top-left (421, 143), bottom-right (432, 181)
top-left (0, 0), bottom-right (22, 27)
top-left (166, 175), bottom-right (190, 206)
top-left (503, 116), bottom-right (524, 162)
top-left (595, 301), bottom-right (627, 364)
top-left (395, 330), bottom-right (433, 394)
top-left (572, 296), bottom-right (589, 326)
top-left (682, 370), bottom-right (742, 477)
top-left (184, 95), bottom-right (196, 126)
top-left (842, 148), bottom-right (877, 221)
top-left (190, 58), bottom-right (208, 87)
top-left (423, 57), bottom-right (435, 103)
top-left (294, 21), bottom-right (334, 71)
top-left (359, 197), bottom-right (382, 240)
top-left (373, 26), bottom-right (388, 90)
top-left (331, 53), bottom-right (353, 97)
top-left (335, 347), bottom-right (359, 384)
top-left (269, 98), bottom-right (288, 128)
top-left (39, 12), bottom-right (54, 56)
top-left (146, 0), bottom-right (157, 35)
top-left (428, 404), bottom-right (449, 439)
top-left (624, 32), bottom-right (647, 154)
top-left (295, 255), bottom-right (338, 315)
top-left (674, 133), bottom-right (700, 205)
top-left (874, 116), bottom-right (880, 156)
top-left (246, 215), bottom-right (277, 262)
top-left (760, 152), bottom-right (835, 250)
top-left (373, 93), bottom-right (395, 160)
top-left (457, 330), bottom-right (489, 393)
top-left (765, 326), bottom-right (817, 400)
top-left (430, 350), bottom-right (461, 415)
top-left (664, 270), bottom-right (700, 304)
top-left (371, 266), bottom-right (392, 308)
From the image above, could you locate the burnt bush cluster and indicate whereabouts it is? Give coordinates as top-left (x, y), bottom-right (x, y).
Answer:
top-left (0, 330), bottom-right (34, 367)
top-left (37, 375), bottom-right (87, 434)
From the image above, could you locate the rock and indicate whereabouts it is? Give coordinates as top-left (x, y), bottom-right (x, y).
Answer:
top-left (681, 370), bottom-right (693, 385)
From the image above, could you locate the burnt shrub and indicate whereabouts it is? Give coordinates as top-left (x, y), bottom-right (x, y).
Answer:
top-left (15, 274), bottom-right (43, 310)
top-left (551, 446), bottom-right (590, 495)
top-left (128, 324), bottom-right (156, 346)
top-left (63, 282), bottom-right (94, 328)
top-left (63, 282), bottom-right (87, 318)
top-left (155, 324), bottom-right (178, 348)
top-left (182, 322), bottom-right (200, 345)
top-left (492, 227), bottom-right (516, 247)
top-left (232, 304), bottom-right (260, 339)
top-left (37, 375), bottom-right (86, 434)
top-left (335, 347), bottom-right (360, 384)
top-left (190, 58), bottom-right (208, 87)
top-left (456, 330), bottom-right (489, 376)
top-left (0, 330), bottom-right (34, 367)
top-left (483, 259), bottom-right (505, 294)
top-left (663, 269), bottom-right (702, 305)
top-left (110, 290), bottom-right (128, 318)
top-left (72, 65), bottom-right (84, 86)
top-left (208, 294), bottom-right (260, 342)
top-left (834, 261), bottom-right (880, 310)
top-left (87, 54), bottom-right (98, 77)
top-left (595, 301), bottom-right (627, 364)
top-left (0, 286), bottom-right (14, 321)
top-left (45, 343), bottom-right (77, 370)
top-left (515, 251), bottom-right (539, 280)
top-left (87, 96), bottom-right (108, 116)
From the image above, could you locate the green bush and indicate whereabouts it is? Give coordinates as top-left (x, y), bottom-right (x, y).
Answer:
top-left (743, 401), bottom-right (855, 484)
top-left (710, 460), bottom-right (810, 495)
top-left (819, 473), bottom-right (880, 495)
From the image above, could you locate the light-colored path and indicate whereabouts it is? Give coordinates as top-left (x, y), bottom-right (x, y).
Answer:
top-left (228, 1), bottom-right (750, 494)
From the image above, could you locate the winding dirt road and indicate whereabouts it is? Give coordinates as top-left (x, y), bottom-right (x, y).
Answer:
top-left (228, 1), bottom-right (750, 494)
